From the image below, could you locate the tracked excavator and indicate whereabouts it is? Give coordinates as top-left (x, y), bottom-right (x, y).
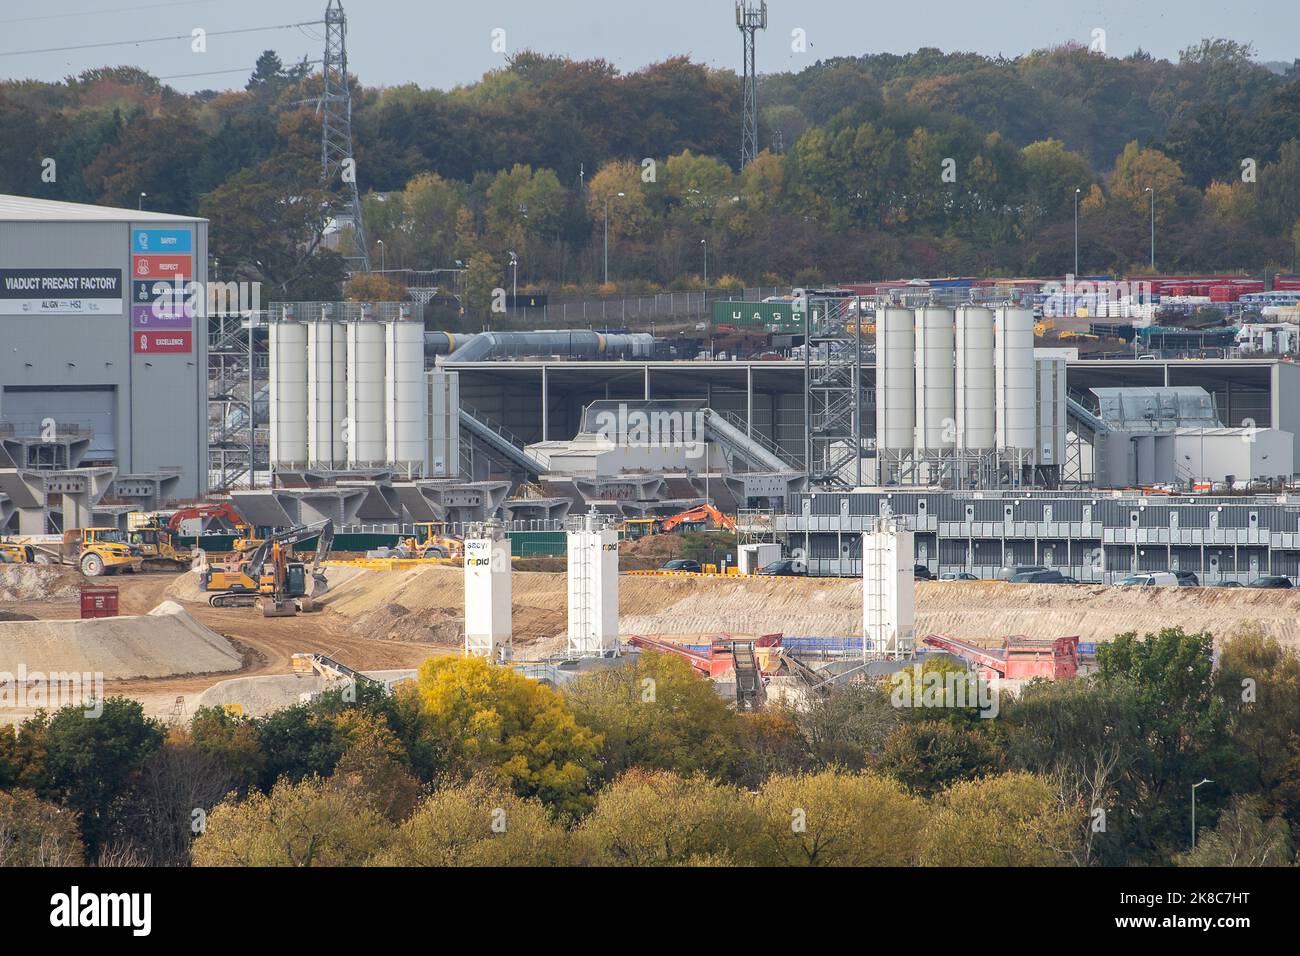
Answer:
top-left (201, 520), bottom-right (334, 617)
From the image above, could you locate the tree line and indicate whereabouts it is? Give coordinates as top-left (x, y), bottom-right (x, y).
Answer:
top-left (1, 627), bottom-right (1297, 867)
top-left (2, 43), bottom-right (1300, 308)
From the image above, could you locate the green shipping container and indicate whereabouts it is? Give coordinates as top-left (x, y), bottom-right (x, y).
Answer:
top-left (712, 300), bottom-right (805, 332)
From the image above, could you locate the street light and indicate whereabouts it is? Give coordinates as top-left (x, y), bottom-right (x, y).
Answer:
top-left (701, 238), bottom-right (708, 287)
top-left (603, 191), bottom-right (625, 285)
top-left (1073, 187), bottom-right (1081, 277)
top-left (1147, 186), bottom-right (1156, 270)
top-left (508, 251), bottom-right (518, 320)
top-left (138, 191), bottom-right (147, 211)
top-left (1191, 778), bottom-right (1213, 850)
top-left (377, 239), bottom-right (385, 273)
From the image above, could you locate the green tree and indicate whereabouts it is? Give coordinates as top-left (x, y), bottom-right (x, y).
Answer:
top-left (565, 650), bottom-right (746, 783)
top-left (200, 153), bottom-right (346, 299)
top-left (875, 720), bottom-right (1005, 797)
top-left (40, 697), bottom-right (165, 851)
top-left (1178, 796), bottom-right (1296, 867)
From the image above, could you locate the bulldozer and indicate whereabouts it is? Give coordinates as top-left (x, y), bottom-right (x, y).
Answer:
top-left (61, 528), bottom-right (145, 577)
top-left (202, 520), bottom-right (334, 617)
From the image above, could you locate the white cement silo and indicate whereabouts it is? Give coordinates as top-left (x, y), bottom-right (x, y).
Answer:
top-left (875, 307), bottom-right (916, 466)
top-left (307, 311), bottom-right (347, 467)
top-left (954, 306), bottom-right (996, 451)
top-left (269, 313), bottom-right (308, 468)
top-left (994, 307), bottom-right (1037, 454)
top-left (346, 309), bottom-right (386, 467)
top-left (385, 309), bottom-right (426, 477)
top-left (914, 307), bottom-right (956, 454)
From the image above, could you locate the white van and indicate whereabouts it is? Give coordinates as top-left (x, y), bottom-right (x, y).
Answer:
top-left (1118, 572), bottom-right (1179, 588)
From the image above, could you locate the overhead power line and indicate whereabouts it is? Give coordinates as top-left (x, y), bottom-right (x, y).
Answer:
top-left (157, 58), bottom-right (321, 81)
top-left (0, 20), bottom-right (323, 58)
top-left (0, 1), bottom-right (217, 25)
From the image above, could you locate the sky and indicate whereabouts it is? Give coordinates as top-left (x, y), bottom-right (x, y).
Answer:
top-left (1, 0), bottom-right (1298, 93)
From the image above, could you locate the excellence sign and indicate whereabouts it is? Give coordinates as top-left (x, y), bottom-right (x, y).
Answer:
top-left (133, 330), bottom-right (193, 354)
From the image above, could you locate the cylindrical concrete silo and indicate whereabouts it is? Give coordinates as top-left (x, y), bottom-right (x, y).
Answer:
top-left (385, 310), bottom-right (426, 477)
top-left (874, 307), bottom-right (916, 463)
top-left (268, 312), bottom-right (308, 468)
top-left (994, 306), bottom-right (1036, 453)
top-left (954, 306), bottom-right (996, 451)
top-left (346, 309), bottom-right (386, 467)
top-left (914, 307), bottom-right (956, 454)
top-left (307, 312), bottom-right (347, 467)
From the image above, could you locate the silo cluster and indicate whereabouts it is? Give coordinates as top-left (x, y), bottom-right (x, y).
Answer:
top-left (874, 305), bottom-right (1039, 483)
top-left (267, 303), bottom-right (428, 474)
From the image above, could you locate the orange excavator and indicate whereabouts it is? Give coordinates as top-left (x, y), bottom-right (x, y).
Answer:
top-left (659, 504), bottom-right (736, 534)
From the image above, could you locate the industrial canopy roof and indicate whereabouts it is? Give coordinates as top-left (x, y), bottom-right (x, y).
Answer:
top-left (0, 193), bottom-right (205, 223)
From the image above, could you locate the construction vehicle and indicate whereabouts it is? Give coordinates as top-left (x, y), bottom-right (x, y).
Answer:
top-left (0, 539), bottom-right (40, 564)
top-left (126, 502), bottom-right (251, 572)
top-left (394, 521), bottom-right (464, 560)
top-left (622, 517), bottom-right (663, 540)
top-left (202, 520), bottom-right (334, 617)
top-left (61, 528), bottom-right (145, 577)
top-left (659, 504), bottom-right (737, 534)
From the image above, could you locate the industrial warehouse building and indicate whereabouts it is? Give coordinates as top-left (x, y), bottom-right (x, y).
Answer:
top-left (0, 194), bottom-right (208, 503)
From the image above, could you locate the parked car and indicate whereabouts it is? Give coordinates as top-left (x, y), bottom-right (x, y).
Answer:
top-left (1218, 581), bottom-right (1244, 588)
top-left (757, 559), bottom-right (804, 577)
top-left (939, 572), bottom-right (978, 581)
top-left (1118, 572), bottom-right (1180, 588)
top-left (914, 564), bottom-right (933, 581)
top-left (1173, 570), bottom-right (1200, 587)
top-left (1248, 575), bottom-right (1293, 589)
top-left (997, 565), bottom-right (1048, 581)
top-left (660, 559), bottom-right (702, 573)
top-left (1010, 569), bottom-right (1074, 584)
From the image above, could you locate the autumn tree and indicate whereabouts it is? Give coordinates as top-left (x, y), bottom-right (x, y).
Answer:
top-left (372, 775), bottom-right (568, 866)
top-left (408, 656), bottom-right (602, 816)
top-left (753, 770), bottom-right (926, 866)
top-left (920, 772), bottom-right (1078, 866)
top-left (1177, 796), bottom-right (1296, 867)
top-left (0, 789), bottom-right (84, 867)
top-left (192, 776), bottom-right (390, 867)
top-left (574, 769), bottom-right (758, 866)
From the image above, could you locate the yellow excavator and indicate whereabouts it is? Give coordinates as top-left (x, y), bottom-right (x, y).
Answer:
top-left (201, 520), bottom-right (334, 617)
top-left (61, 528), bottom-right (145, 577)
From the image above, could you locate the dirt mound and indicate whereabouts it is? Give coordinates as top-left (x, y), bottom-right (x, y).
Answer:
top-left (0, 565), bottom-right (81, 603)
top-left (304, 564), bottom-right (1300, 655)
top-left (0, 601), bottom-right (243, 679)
top-left (195, 668), bottom-right (418, 717)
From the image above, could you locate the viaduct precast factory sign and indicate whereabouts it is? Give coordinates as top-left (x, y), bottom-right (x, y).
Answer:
top-left (0, 268), bottom-right (123, 315)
